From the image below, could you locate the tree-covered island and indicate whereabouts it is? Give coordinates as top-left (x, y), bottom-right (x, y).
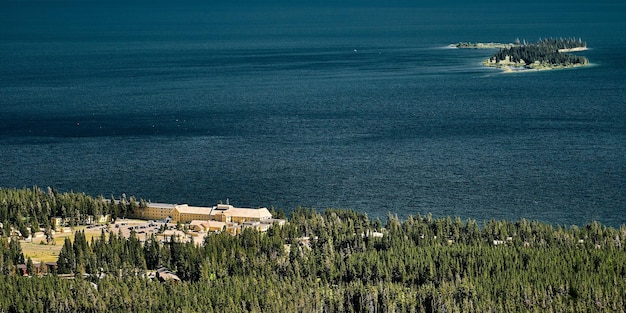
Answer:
top-left (456, 38), bottom-right (589, 71)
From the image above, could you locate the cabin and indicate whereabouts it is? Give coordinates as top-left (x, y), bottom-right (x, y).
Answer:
top-left (17, 262), bottom-right (42, 276)
top-left (45, 262), bottom-right (58, 274)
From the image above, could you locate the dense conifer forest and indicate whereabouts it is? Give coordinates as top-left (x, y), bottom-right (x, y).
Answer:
top-left (0, 187), bottom-right (139, 237)
top-left (1, 187), bottom-right (625, 312)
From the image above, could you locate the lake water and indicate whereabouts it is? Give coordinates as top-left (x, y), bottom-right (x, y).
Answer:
top-left (1, 0), bottom-right (625, 226)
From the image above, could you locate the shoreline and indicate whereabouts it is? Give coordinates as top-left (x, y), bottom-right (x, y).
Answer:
top-left (453, 42), bottom-right (518, 49)
top-left (484, 61), bottom-right (590, 72)
top-left (558, 47), bottom-right (588, 52)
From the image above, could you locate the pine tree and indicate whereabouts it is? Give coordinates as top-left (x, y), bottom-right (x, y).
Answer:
top-left (26, 257), bottom-right (35, 276)
top-left (8, 237), bottom-right (24, 266)
top-left (57, 237), bottom-right (75, 274)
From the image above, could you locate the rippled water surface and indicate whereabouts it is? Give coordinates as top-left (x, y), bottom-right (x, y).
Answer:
top-left (1, 0), bottom-right (625, 226)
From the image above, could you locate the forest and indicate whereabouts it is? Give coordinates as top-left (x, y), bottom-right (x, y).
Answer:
top-left (0, 186), bottom-right (139, 239)
top-left (486, 37), bottom-right (589, 68)
top-left (1, 187), bottom-right (625, 312)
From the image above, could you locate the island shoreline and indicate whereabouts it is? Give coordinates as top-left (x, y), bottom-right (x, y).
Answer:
top-left (455, 38), bottom-right (590, 72)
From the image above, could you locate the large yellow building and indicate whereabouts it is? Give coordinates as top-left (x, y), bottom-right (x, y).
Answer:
top-left (135, 202), bottom-right (273, 225)
top-left (135, 202), bottom-right (182, 221)
top-left (209, 204), bottom-right (272, 224)
top-left (171, 205), bottom-right (213, 223)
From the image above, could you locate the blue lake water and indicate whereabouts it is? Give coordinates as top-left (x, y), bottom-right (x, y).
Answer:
top-left (1, 0), bottom-right (625, 226)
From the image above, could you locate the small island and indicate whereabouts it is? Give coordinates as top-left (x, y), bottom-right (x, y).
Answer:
top-left (455, 41), bottom-right (520, 49)
top-left (455, 37), bottom-right (590, 71)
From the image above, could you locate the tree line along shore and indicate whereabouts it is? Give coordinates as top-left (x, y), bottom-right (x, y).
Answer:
top-left (1, 186), bottom-right (625, 312)
top-left (456, 37), bottom-right (589, 70)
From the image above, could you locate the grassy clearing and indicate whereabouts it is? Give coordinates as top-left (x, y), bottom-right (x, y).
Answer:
top-left (21, 234), bottom-right (67, 263)
top-left (21, 226), bottom-right (109, 263)
top-left (21, 242), bottom-right (62, 263)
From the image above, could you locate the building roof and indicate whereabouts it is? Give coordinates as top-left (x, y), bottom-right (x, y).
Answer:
top-left (173, 205), bottom-right (212, 215)
top-left (147, 202), bottom-right (184, 209)
top-left (205, 220), bottom-right (227, 228)
top-left (220, 207), bottom-right (272, 219)
top-left (189, 220), bottom-right (205, 227)
top-left (190, 220), bottom-right (226, 229)
top-left (264, 218), bottom-right (287, 225)
top-left (156, 267), bottom-right (181, 282)
top-left (214, 204), bottom-right (234, 211)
